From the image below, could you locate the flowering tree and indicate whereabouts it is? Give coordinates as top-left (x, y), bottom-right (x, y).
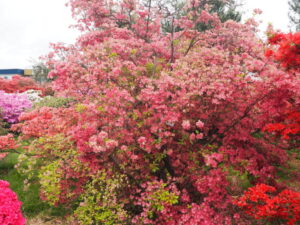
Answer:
top-left (14, 0), bottom-right (300, 224)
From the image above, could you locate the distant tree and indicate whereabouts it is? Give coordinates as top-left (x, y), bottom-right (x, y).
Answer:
top-left (288, 0), bottom-right (300, 31)
top-left (161, 0), bottom-right (243, 33)
top-left (206, 0), bottom-right (242, 23)
top-left (32, 62), bottom-right (51, 84)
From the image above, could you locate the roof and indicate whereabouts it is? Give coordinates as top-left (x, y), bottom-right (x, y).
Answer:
top-left (0, 69), bottom-right (24, 75)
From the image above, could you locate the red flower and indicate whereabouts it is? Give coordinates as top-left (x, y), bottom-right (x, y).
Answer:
top-left (265, 49), bottom-right (274, 57)
top-left (268, 33), bottom-right (287, 45)
top-left (234, 184), bottom-right (300, 225)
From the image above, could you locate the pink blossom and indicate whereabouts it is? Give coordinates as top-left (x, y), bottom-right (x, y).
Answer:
top-left (138, 136), bottom-right (146, 146)
top-left (196, 120), bottom-right (205, 129)
top-left (190, 133), bottom-right (196, 141)
top-left (205, 155), bottom-right (218, 168)
top-left (130, 154), bottom-right (139, 160)
top-left (121, 145), bottom-right (128, 151)
top-left (182, 120), bottom-right (191, 130)
top-left (167, 149), bottom-right (173, 156)
top-left (105, 139), bottom-right (118, 149)
top-left (205, 153), bottom-right (223, 168)
top-left (88, 135), bottom-right (97, 146)
top-left (98, 131), bottom-right (108, 139)
top-left (0, 134), bottom-right (17, 150)
top-left (196, 133), bottom-right (204, 139)
top-left (93, 146), bottom-right (106, 153)
top-left (0, 153), bottom-right (7, 160)
top-left (253, 8), bottom-right (263, 15)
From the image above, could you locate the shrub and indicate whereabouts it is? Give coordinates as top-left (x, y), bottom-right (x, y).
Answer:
top-left (0, 75), bottom-right (43, 94)
top-left (234, 184), bottom-right (300, 225)
top-left (0, 180), bottom-right (26, 225)
top-left (33, 96), bottom-right (74, 109)
top-left (0, 91), bottom-right (32, 123)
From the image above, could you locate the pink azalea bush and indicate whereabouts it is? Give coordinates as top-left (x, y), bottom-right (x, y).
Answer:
top-left (0, 91), bottom-right (32, 123)
top-left (0, 180), bottom-right (25, 225)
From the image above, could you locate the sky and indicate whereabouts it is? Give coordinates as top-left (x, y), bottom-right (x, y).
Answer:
top-left (0, 0), bottom-right (79, 69)
top-left (242, 0), bottom-right (290, 34)
top-left (0, 0), bottom-right (292, 69)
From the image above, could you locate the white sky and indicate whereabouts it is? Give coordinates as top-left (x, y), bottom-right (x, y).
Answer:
top-left (242, 0), bottom-right (290, 34)
top-left (0, 0), bottom-right (291, 69)
top-left (0, 0), bottom-right (79, 69)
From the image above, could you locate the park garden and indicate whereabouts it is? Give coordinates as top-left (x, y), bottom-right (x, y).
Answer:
top-left (0, 0), bottom-right (299, 224)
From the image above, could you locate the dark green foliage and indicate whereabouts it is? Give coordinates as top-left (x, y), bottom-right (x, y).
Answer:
top-left (207, 0), bottom-right (242, 23)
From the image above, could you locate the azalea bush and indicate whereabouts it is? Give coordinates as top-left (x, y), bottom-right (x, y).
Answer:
top-left (13, 0), bottom-right (300, 224)
top-left (0, 134), bottom-right (17, 150)
top-left (234, 31), bottom-right (300, 225)
top-left (0, 91), bottom-right (32, 123)
top-left (0, 133), bottom-right (18, 160)
top-left (264, 31), bottom-right (300, 144)
top-left (0, 75), bottom-right (43, 94)
top-left (266, 32), bottom-right (300, 70)
top-left (234, 184), bottom-right (300, 225)
top-left (0, 76), bottom-right (42, 124)
top-left (22, 89), bottom-right (43, 103)
top-left (263, 111), bottom-right (300, 141)
top-left (0, 180), bottom-right (26, 225)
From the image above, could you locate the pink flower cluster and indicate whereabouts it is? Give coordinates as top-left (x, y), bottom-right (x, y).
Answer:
top-left (0, 134), bottom-right (17, 150)
top-left (0, 180), bottom-right (25, 225)
top-left (0, 91), bottom-right (32, 123)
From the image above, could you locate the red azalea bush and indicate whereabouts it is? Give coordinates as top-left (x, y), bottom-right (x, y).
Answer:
top-left (234, 184), bottom-right (300, 225)
top-left (264, 31), bottom-right (300, 142)
top-left (12, 0), bottom-right (300, 224)
top-left (266, 32), bottom-right (300, 70)
top-left (0, 75), bottom-right (44, 94)
top-left (235, 31), bottom-right (300, 225)
top-left (263, 111), bottom-right (300, 140)
top-left (0, 180), bottom-right (26, 225)
top-left (0, 134), bottom-right (17, 160)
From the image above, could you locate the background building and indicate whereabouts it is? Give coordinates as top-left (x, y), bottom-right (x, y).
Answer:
top-left (0, 69), bottom-right (32, 80)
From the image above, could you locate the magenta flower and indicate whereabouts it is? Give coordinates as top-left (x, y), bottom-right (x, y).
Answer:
top-left (0, 180), bottom-right (26, 225)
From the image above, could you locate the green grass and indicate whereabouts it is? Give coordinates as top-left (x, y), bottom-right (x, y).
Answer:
top-left (0, 153), bottom-right (69, 218)
top-left (0, 152), bottom-right (18, 169)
